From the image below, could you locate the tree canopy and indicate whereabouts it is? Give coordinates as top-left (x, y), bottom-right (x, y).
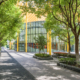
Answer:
top-left (0, 0), bottom-right (23, 46)
top-left (0, 0), bottom-right (17, 5)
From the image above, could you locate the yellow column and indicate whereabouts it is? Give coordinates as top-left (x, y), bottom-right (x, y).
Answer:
top-left (67, 22), bottom-right (69, 52)
top-left (17, 35), bottom-right (19, 52)
top-left (9, 42), bottom-right (11, 50)
top-left (47, 32), bottom-right (49, 52)
top-left (49, 30), bottom-right (52, 55)
top-left (25, 3), bottom-right (27, 52)
top-left (67, 42), bottom-right (69, 52)
top-left (16, 0), bottom-right (19, 52)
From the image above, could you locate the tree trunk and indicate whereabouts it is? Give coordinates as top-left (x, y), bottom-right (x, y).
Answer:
top-left (75, 35), bottom-right (79, 65)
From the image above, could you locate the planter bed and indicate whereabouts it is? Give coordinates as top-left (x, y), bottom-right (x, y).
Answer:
top-left (53, 52), bottom-right (76, 58)
top-left (57, 62), bottom-right (80, 73)
top-left (33, 56), bottom-right (53, 60)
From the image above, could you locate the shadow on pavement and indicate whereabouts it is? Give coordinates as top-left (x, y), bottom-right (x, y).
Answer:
top-left (0, 51), bottom-right (36, 80)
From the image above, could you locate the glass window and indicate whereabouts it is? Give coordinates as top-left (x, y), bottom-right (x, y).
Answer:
top-left (56, 36), bottom-right (58, 42)
top-left (27, 23), bottom-right (29, 28)
top-left (33, 28), bottom-right (35, 34)
top-left (39, 28), bottom-right (41, 33)
top-left (36, 22), bottom-right (39, 27)
top-left (31, 28), bottom-right (33, 34)
top-left (41, 28), bottom-right (46, 33)
top-left (30, 35), bottom-right (32, 43)
top-left (29, 23), bottom-right (31, 27)
top-left (39, 21), bottom-right (41, 27)
top-left (36, 28), bottom-right (38, 33)
top-left (41, 22), bottom-right (44, 27)
top-left (31, 35), bottom-right (33, 43)
top-left (33, 22), bottom-right (35, 27)
top-left (28, 29), bottom-right (30, 34)
top-left (28, 35), bottom-right (30, 43)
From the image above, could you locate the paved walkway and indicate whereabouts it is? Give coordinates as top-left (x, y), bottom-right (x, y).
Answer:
top-left (0, 50), bottom-right (80, 80)
top-left (0, 51), bottom-right (35, 80)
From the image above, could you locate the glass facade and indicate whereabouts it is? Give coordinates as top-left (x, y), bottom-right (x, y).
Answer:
top-left (19, 23), bottom-right (26, 51)
top-left (52, 36), bottom-right (67, 52)
top-left (27, 21), bottom-right (47, 52)
top-left (14, 21), bottom-right (76, 52)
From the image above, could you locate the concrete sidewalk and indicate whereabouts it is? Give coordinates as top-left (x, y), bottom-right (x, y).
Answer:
top-left (7, 50), bottom-right (80, 80)
top-left (0, 51), bottom-right (35, 80)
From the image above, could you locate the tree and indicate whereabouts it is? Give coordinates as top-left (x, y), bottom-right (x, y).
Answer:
top-left (44, 13), bottom-right (75, 54)
top-left (0, 0), bottom-right (17, 5)
top-left (20, 0), bottom-right (80, 65)
top-left (0, 0), bottom-right (23, 55)
top-left (34, 35), bottom-right (47, 54)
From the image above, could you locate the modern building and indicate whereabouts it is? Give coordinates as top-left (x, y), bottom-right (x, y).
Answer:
top-left (9, 2), bottom-right (75, 55)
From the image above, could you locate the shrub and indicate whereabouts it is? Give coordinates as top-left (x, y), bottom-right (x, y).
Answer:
top-left (35, 53), bottom-right (50, 57)
top-left (59, 58), bottom-right (76, 65)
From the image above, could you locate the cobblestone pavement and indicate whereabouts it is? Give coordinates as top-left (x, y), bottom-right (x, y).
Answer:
top-left (8, 50), bottom-right (80, 80)
top-left (0, 51), bottom-right (36, 80)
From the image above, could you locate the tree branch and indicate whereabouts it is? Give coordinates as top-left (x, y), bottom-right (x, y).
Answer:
top-left (58, 36), bottom-right (67, 42)
top-left (52, 12), bottom-right (67, 25)
top-left (59, 0), bottom-right (67, 17)
top-left (75, 0), bottom-right (77, 14)
top-left (0, 0), bottom-right (8, 5)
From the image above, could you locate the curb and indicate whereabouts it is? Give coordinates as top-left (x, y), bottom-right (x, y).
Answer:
top-left (33, 56), bottom-right (53, 60)
top-left (57, 62), bottom-right (80, 73)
